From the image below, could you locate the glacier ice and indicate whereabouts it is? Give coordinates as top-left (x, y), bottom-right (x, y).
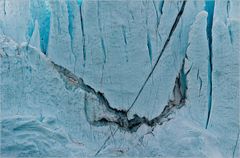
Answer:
top-left (0, 0), bottom-right (239, 157)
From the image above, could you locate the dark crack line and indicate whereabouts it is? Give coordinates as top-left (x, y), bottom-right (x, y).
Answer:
top-left (93, 58), bottom-right (189, 155)
top-left (121, 25), bottom-right (128, 62)
top-left (159, 0), bottom-right (164, 15)
top-left (51, 58), bottom-right (189, 155)
top-left (127, 0), bottom-right (186, 113)
top-left (227, 0), bottom-right (230, 19)
top-left (228, 23), bottom-right (233, 45)
top-left (79, 2), bottom-right (86, 67)
top-left (197, 69), bottom-right (203, 96)
top-left (95, 127), bottom-right (119, 156)
top-left (3, 0), bottom-right (6, 15)
top-left (146, 24), bottom-right (153, 63)
top-left (122, 25), bottom-right (128, 45)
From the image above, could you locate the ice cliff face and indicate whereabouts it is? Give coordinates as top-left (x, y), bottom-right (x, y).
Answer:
top-left (0, 0), bottom-right (239, 157)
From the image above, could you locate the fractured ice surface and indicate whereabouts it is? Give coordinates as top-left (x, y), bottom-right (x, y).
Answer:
top-left (0, 0), bottom-right (239, 157)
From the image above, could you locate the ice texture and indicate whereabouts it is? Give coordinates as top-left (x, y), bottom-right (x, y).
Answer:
top-left (0, 0), bottom-right (239, 157)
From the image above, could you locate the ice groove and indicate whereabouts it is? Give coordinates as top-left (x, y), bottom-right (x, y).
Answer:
top-left (3, 0), bottom-right (6, 15)
top-left (205, 0), bottom-right (215, 129)
top-left (79, 2), bottom-right (86, 66)
top-left (67, 1), bottom-right (76, 72)
top-left (97, 1), bottom-right (107, 63)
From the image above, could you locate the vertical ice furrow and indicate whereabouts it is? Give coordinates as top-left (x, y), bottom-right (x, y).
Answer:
top-left (147, 32), bottom-right (153, 63)
top-left (145, 1), bottom-right (156, 64)
top-left (67, 1), bottom-right (76, 72)
top-left (227, 0), bottom-right (230, 18)
top-left (153, 0), bottom-right (160, 28)
top-left (122, 26), bottom-right (128, 45)
top-left (100, 38), bottom-right (107, 63)
top-left (79, 3), bottom-right (86, 67)
top-left (159, 0), bottom-right (164, 15)
top-left (67, 1), bottom-right (74, 47)
top-left (156, 0), bottom-right (164, 36)
top-left (204, 0), bottom-right (215, 129)
top-left (196, 69), bottom-right (203, 96)
top-left (179, 59), bottom-right (188, 100)
top-left (145, 4), bottom-right (153, 63)
top-left (97, 1), bottom-right (107, 63)
top-left (121, 25), bottom-right (128, 62)
top-left (228, 23), bottom-right (233, 44)
top-left (153, 0), bottom-right (163, 65)
top-left (3, 0), bottom-right (6, 15)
